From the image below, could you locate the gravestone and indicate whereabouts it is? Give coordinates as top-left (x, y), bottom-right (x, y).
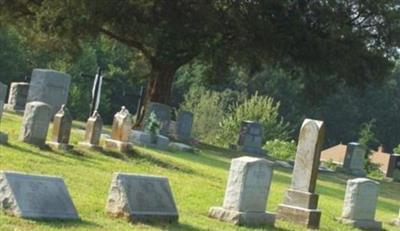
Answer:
top-left (47, 105), bottom-right (73, 150)
top-left (104, 106), bottom-right (133, 152)
top-left (236, 121), bottom-right (265, 156)
top-left (143, 102), bottom-right (172, 136)
top-left (0, 82), bottom-right (8, 144)
top-left (19, 101), bottom-right (52, 147)
top-left (209, 156), bottom-right (275, 226)
top-left (276, 119), bottom-right (325, 229)
top-left (5, 82), bottom-right (29, 112)
top-left (0, 171), bottom-right (79, 220)
top-left (175, 111), bottom-right (193, 141)
top-left (130, 130), bottom-right (170, 150)
top-left (338, 178), bottom-right (381, 230)
top-left (27, 69), bottom-right (71, 116)
top-left (340, 142), bottom-right (367, 176)
top-left (78, 111), bottom-right (103, 150)
top-left (106, 172), bottom-right (179, 223)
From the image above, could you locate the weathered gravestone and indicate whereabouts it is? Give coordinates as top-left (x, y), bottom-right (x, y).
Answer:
top-left (276, 119), bottom-right (325, 229)
top-left (19, 101), bottom-right (52, 147)
top-left (339, 142), bottom-right (367, 177)
top-left (27, 69), bottom-right (71, 116)
top-left (5, 82), bottom-right (29, 112)
top-left (236, 121), bottom-right (265, 156)
top-left (143, 102), bottom-right (172, 136)
top-left (47, 105), bottom-right (73, 150)
top-left (78, 111), bottom-right (103, 150)
top-left (0, 171), bottom-right (79, 220)
top-left (175, 111), bottom-right (193, 141)
top-left (130, 130), bottom-right (170, 150)
top-left (0, 82), bottom-right (8, 144)
top-left (106, 172), bottom-right (179, 223)
top-left (104, 106), bottom-right (132, 152)
top-left (209, 156), bottom-right (275, 226)
top-left (338, 178), bottom-right (381, 230)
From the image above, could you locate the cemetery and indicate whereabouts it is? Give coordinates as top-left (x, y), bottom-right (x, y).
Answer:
top-left (1, 1), bottom-right (400, 231)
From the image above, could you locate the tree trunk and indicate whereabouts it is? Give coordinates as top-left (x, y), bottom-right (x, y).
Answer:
top-left (134, 64), bottom-right (176, 127)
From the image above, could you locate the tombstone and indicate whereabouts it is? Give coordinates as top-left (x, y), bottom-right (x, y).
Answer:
top-left (5, 82), bottom-right (29, 112)
top-left (106, 172), bottom-right (179, 223)
top-left (130, 130), bottom-right (170, 150)
top-left (235, 121), bottom-right (265, 156)
top-left (78, 111), bottom-right (103, 150)
top-left (0, 171), bottom-right (79, 220)
top-left (338, 178), bottom-right (382, 230)
top-left (175, 111), bottom-right (193, 141)
top-left (276, 119), bottom-right (325, 229)
top-left (27, 69), bottom-right (71, 116)
top-left (209, 156), bottom-right (275, 226)
top-left (0, 82), bottom-right (8, 144)
top-left (143, 102), bottom-right (172, 136)
top-left (340, 142), bottom-right (367, 176)
top-left (104, 106), bottom-right (133, 152)
top-left (19, 101), bottom-right (52, 147)
top-left (46, 105), bottom-right (73, 150)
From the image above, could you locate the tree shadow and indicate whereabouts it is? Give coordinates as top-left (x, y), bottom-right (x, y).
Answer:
top-left (34, 218), bottom-right (101, 229)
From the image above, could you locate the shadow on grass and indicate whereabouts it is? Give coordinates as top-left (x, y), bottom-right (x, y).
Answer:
top-left (4, 143), bottom-right (69, 163)
top-left (35, 219), bottom-right (101, 229)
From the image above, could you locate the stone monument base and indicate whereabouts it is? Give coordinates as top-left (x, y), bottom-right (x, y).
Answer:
top-left (4, 104), bottom-right (25, 114)
top-left (208, 206), bottom-right (275, 227)
top-left (392, 218), bottom-right (400, 227)
top-left (277, 204), bottom-right (321, 229)
top-left (0, 132), bottom-right (8, 144)
top-left (46, 141), bottom-right (73, 151)
top-left (336, 167), bottom-right (367, 177)
top-left (338, 217), bottom-right (382, 230)
top-left (78, 142), bottom-right (102, 151)
top-left (104, 139), bottom-right (132, 152)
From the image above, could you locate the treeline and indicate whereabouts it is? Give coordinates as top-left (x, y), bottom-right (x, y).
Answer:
top-left (1, 26), bottom-right (400, 152)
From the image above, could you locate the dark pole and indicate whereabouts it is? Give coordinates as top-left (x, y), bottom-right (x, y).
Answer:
top-left (136, 86), bottom-right (145, 122)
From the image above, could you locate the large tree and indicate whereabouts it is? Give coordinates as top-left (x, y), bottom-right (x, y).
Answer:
top-left (1, 1), bottom-right (399, 107)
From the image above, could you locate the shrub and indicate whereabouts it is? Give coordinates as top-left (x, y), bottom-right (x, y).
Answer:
top-left (264, 139), bottom-right (296, 160)
top-left (216, 93), bottom-right (291, 147)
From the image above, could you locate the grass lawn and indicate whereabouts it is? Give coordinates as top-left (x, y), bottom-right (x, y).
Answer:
top-left (1, 111), bottom-right (400, 231)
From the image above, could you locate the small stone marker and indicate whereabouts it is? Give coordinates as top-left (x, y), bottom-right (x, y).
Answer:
top-left (338, 178), bottom-right (382, 230)
top-left (276, 119), bottom-right (325, 229)
top-left (27, 69), bottom-right (71, 116)
top-left (78, 111), bottom-right (103, 150)
top-left (0, 82), bottom-right (8, 144)
top-left (176, 111), bottom-right (193, 141)
top-left (341, 142), bottom-right (367, 176)
top-left (209, 156), bottom-right (275, 227)
top-left (5, 82), bottom-right (29, 113)
top-left (104, 106), bottom-right (132, 152)
top-left (0, 171), bottom-right (79, 220)
top-left (143, 102), bottom-right (172, 136)
top-left (130, 130), bottom-right (170, 150)
top-left (236, 121), bottom-right (265, 156)
top-left (19, 101), bottom-right (52, 147)
top-left (106, 172), bottom-right (179, 223)
top-left (47, 105), bottom-right (73, 150)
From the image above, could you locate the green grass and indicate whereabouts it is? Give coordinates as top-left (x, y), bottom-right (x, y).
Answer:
top-left (1, 111), bottom-right (400, 231)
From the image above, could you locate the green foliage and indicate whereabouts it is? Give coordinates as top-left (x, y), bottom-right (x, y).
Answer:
top-left (323, 159), bottom-right (337, 171)
top-left (358, 120), bottom-right (380, 149)
top-left (264, 139), bottom-right (296, 160)
top-left (216, 93), bottom-right (290, 147)
top-left (145, 112), bottom-right (161, 136)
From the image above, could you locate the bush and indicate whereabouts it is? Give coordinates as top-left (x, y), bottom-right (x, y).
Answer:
top-left (216, 93), bottom-right (291, 147)
top-left (264, 139), bottom-right (296, 160)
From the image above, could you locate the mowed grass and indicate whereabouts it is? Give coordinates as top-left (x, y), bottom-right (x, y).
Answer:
top-left (1, 111), bottom-right (400, 231)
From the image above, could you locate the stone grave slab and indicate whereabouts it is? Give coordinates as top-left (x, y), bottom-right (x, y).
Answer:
top-left (0, 171), bottom-right (79, 220)
top-left (5, 82), bottom-right (29, 113)
top-left (338, 142), bottom-right (367, 176)
top-left (104, 106), bottom-right (133, 152)
top-left (106, 172), bottom-right (178, 223)
top-left (175, 111), bottom-right (193, 141)
top-left (78, 111), bottom-right (103, 150)
top-left (47, 105), bottom-right (73, 150)
top-left (130, 130), bottom-right (170, 150)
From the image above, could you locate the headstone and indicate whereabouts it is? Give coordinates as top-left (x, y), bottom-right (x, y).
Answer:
top-left (130, 130), bottom-right (170, 150)
top-left (175, 111), bottom-right (193, 141)
top-left (5, 82), bottom-right (29, 112)
top-left (276, 119), bottom-right (325, 229)
top-left (340, 142), bottom-right (367, 176)
top-left (19, 101), bottom-right (52, 147)
top-left (78, 111), bottom-right (103, 150)
top-left (0, 82), bottom-right (8, 144)
top-left (338, 178), bottom-right (381, 230)
top-left (46, 105), bottom-right (73, 150)
top-left (0, 171), bottom-right (79, 220)
top-left (236, 121), bottom-right (265, 156)
top-left (143, 102), bottom-right (172, 136)
top-left (27, 69), bottom-right (71, 116)
top-left (104, 106), bottom-right (132, 152)
top-left (106, 172), bottom-right (179, 223)
top-left (209, 156), bottom-right (275, 226)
